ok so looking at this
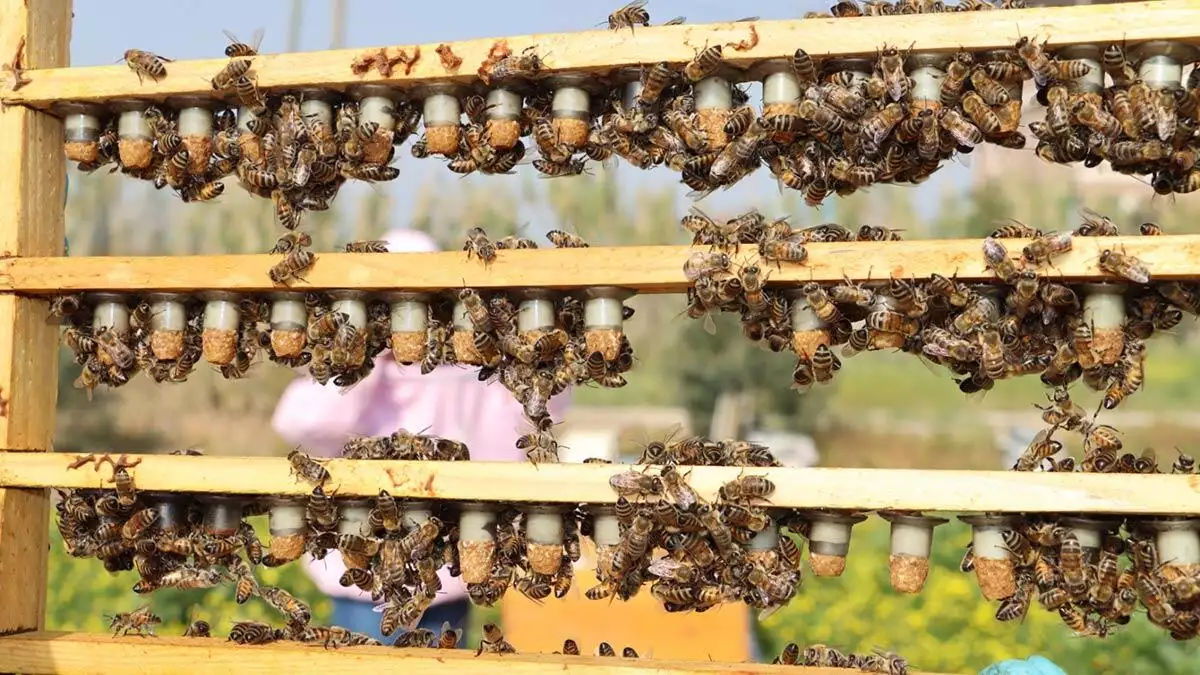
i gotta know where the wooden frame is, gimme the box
[2,0,1197,109]
[4,235,1200,294]
[2,1,1200,673]
[0,0,70,643]
[2,453,1199,514]
[0,633,951,675]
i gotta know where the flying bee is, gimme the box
[1022,231,1072,266]
[684,45,724,83]
[608,0,650,31]
[123,49,172,84]
[223,28,264,57]
[1099,249,1150,284]
[269,249,316,285]
[271,231,312,255]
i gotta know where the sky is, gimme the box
[66,0,968,229]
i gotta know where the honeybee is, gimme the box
[223,28,264,57]
[1014,36,1056,87]
[123,49,172,83]
[287,448,330,487]
[683,251,732,282]
[345,240,389,253]
[791,48,817,85]
[547,230,588,248]
[269,249,316,285]
[1022,231,1072,266]
[717,473,775,503]
[183,619,211,638]
[876,44,910,102]
[476,623,517,656]
[107,605,162,637]
[180,180,225,203]
[228,621,280,645]
[938,108,983,147]
[1098,249,1150,284]
[609,470,663,498]
[608,0,650,31]
[981,237,1020,283]
[271,231,312,255]
[940,51,973,107]
[683,45,724,83]
[94,326,135,370]
[961,91,1002,136]
[211,58,253,93]
[463,227,498,264]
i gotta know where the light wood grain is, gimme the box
[2,1,1196,108]
[3,453,1200,514]
[3,235,1199,294]
[0,632,949,675]
[0,0,70,638]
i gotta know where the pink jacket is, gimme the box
[272,355,571,605]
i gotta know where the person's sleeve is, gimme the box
[270,364,385,457]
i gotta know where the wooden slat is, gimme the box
[0,0,70,639]
[0,632,945,675]
[3,453,1200,514]
[2,1,1196,108]
[3,236,1200,294]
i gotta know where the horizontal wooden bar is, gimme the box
[3,236,1199,294]
[3,453,1200,514]
[3,1,1195,109]
[0,632,943,675]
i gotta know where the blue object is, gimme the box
[330,597,470,646]
[979,655,1069,675]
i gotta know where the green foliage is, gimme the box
[47,518,331,636]
[761,520,1199,673]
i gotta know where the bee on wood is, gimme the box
[463,227,498,264]
[211,58,253,93]
[1022,231,1072,267]
[228,621,281,645]
[683,251,731,281]
[608,0,650,32]
[546,230,589,248]
[476,623,517,656]
[684,45,724,83]
[608,469,663,498]
[718,473,775,503]
[183,620,211,638]
[1098,249,1150,284]
[287,448,330,487]
[345,240,389,253]
[123,49,172,84]
[107,605,162,637]
[269,249,317,285]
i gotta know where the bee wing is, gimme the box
[249,27,266,51]
[662,16,686,25]
[621,0,649,9]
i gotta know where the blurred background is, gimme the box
[47,0,1200,672]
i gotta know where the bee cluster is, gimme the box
[1029,43,1200,196]
[963,516,1200,640]
[589,436,811,617]
[771,640,909,673]
[681,209,1193,408]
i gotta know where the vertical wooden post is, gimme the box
[0,0,71,636]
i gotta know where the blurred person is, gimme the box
[271,227,571,645]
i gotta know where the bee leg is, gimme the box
[92,453,117,473]
[113,454,143,471]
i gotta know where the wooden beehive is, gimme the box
[3,0,1200,673]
